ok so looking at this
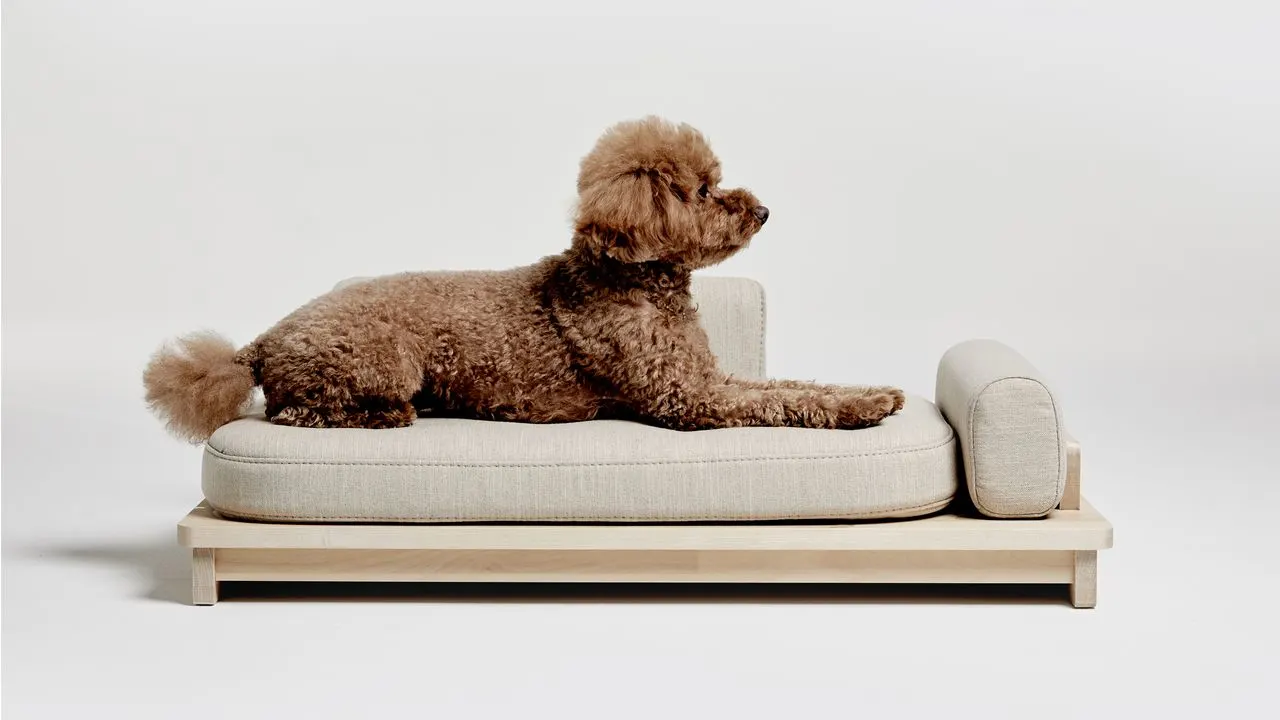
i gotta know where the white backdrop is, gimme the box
[4,1,1279,717]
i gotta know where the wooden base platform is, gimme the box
[177,499,1113,607]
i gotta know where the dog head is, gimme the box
[572,117,768,269]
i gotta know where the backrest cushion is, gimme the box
[689,276,766,380]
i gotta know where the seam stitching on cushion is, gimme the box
[205,430,955,466]
[206,495,956,524]
[966,375,1062,517]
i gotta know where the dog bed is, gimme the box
[202,395,957,523]
[178,275,1111,607]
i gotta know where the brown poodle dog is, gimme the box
[144,117,904,442]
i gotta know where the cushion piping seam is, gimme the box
[205,430,956,467]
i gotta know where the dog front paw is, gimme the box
[881,386,906,413]
[837,388,903,428]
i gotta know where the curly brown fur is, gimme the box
[143,116,904,441]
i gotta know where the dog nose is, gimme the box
[753,206,770,223]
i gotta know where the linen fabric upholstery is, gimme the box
[935,339,1067,518]
[203,394,957,523]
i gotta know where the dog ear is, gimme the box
[575,170,670,263]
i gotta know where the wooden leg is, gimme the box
[1071,550,1097,608]
[192,548,218,606]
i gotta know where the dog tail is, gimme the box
[142,332,260,443]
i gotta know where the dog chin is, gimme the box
[685,243,747,269]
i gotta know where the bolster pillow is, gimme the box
[935,339,1067,518]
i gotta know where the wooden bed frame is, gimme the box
[178,439,1112,607]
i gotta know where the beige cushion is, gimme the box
[688,276,766,381]
[203,395,957,523]
[935,339,1067,518]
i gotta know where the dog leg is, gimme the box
[624,381,897,430]
[568,301,901,430]
[269,405,332,428]
[345,396,419,428]
[727,378,906,413]
[270,397,417,430]
[726,377,845,393]
[714,383,898,429]
[260,328,426,430]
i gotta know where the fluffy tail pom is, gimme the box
[143,332,256,443]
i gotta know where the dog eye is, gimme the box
[698,183,709,198]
